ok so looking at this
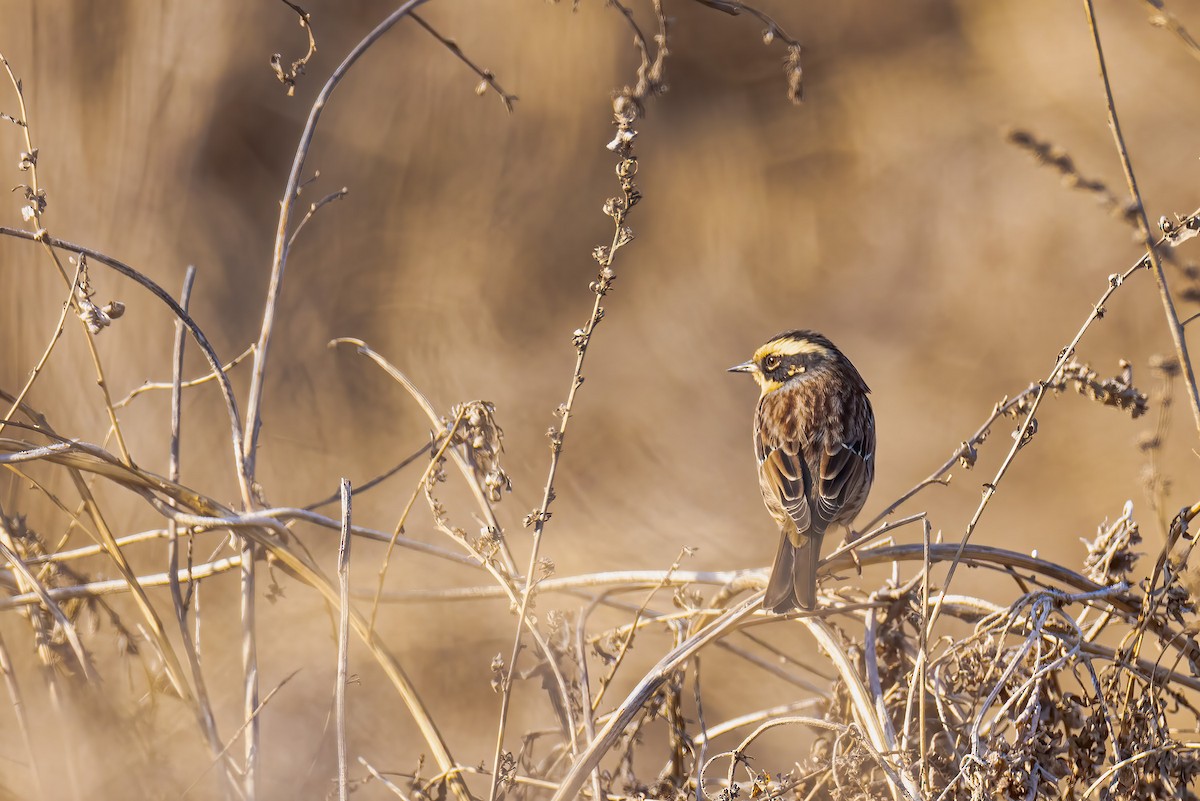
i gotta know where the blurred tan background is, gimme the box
[1,0,1199,798]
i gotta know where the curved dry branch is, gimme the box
[244,0,432,484]
[0,227,252,500]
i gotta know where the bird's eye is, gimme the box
[763,355,782,371]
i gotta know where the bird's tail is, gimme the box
[764,531,818,613]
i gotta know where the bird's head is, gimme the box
[728,330,864,397]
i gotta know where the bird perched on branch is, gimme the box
[729,330,875,612]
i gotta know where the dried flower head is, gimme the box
[1049,360,1148,418]
[1081,502,1141,585]
[442,401,511,503]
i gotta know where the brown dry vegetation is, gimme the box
[2,1,1200,799]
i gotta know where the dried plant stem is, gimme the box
[714,637,829,695]
[691,700,821,746]
[574,601,604,801]
[167,267,234,798]
[550,594,761,801]
[865,210,1199,540]
[0,462,93,545]
[0,417,240,785]
[702,718,849,791]
[243,0,431,483]
[1082,744,1200,798]
[369,408,466,633]
[0,554,243,610]
[805,617,915,801]
[330,339,515,574]
[322,344,584,729]
[303,441,432,511]
[0,632,41,796]
[357,756,415,800]
[146,509,469,801]
[924,252,1147,637]
[487,289,607,790]
[240,542,259,799]
[362,568,754,603]
[588,607,747,646]
[0,257,82,438]
[590,549,689,713]
[919,519,931,792]
[236,13,447,771]
[337,479,352,801]
[0,522,88,673]
[421,506,581,754]
[1081,0,1200,435]
[0,432,477,567]
[69,468,197,689]
[410,12,517,111]
[862,389,1038,531]
[75,327,131,463]
[183,670,301,798]
[287,187,349,249]
[692,658,706,801]
[115,344,255,409]
[1139,0,1200,63]
[489,121,643,800]
[0,228,255,502]
[0,54,132,465]
[271,0,317,96]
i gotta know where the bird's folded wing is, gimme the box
[815,437,870,529]
[761,446,813,537]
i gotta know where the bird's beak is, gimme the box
[727,360,757,374]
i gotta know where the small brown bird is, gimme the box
[729,330,875,612]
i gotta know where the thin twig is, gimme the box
[114,345,255,409]
[591,548,691,713]
[132,492,467,799]
[329,339,515,575]
[1,54,133,465]
[270,0,317,97]
[358,756,417,801]
[410,13,517,111]
[0,226,255,501]
[804,617,913,801]
[287,187,349,248]
[183,671,301,798]
[687,0,803,102]
[550,594,761,801]
[337,479,352,801]
[240,531,259,798]
[575,602,605,801]
[923,251,1151,638]
[0,522,89,675]
[360,568,754,603]
[167,266,235,797]
[488,34,656,790]
[1139,0,1200,62]
[0,256,83,438]
[864,208,1198,536]
[1081,0,1200,435]
[690,700,822,746]
[0,632,41,796]
[692,657,707,801]
[0,555,244,610]
[303,441,432,511]
[243,0,431,485]
[369,408,466,633]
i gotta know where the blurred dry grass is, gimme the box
[1,0,1200,798]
